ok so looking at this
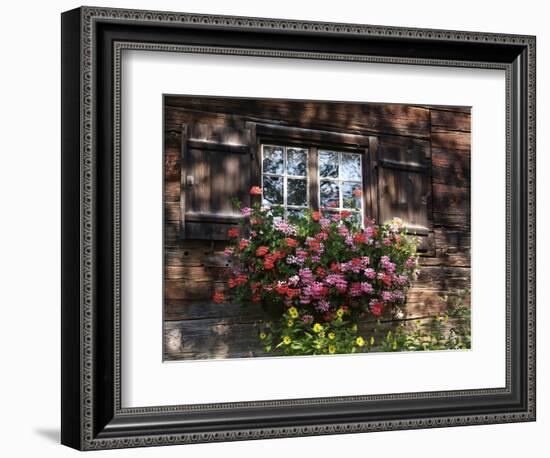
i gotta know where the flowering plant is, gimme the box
[215,188,421,356]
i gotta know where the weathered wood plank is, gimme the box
[164,318,265,360]
[434,227,470,251]
[165,279,215,300]
[406,287,470,316]
[164,151,180,181]
[164,110,242,134]
[165,129,182,150]
[432,183,470,216]
[165,299,265,321]
[420,105,471,114]
[433,213,471,229]
[165,202,180,222]
[377,135,431,162]
[430,109,471,132]
[165,246,231,268]
[431,147,470,187]
[164,180,180,202]
[431,131,471,151]
[165,98,431,138]
[165,265,229,282]
[415,265,470,283]
[419,252,470,267]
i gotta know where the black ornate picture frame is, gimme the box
[61,6,536,450]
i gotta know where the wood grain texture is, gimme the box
[431,130,471,151]
[431,147,470,187]
[162,98,471,361]
[165,97,431,138]
[430,109,471,132]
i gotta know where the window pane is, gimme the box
[262,176,283,205]
[287,148,307,176]
[348,211,363,225]
[342,182,362,209]
[319,151,339,178]
[263,146,284,175]
[320,181,340,208]
[287,179,307,206]
[341,153,361,181]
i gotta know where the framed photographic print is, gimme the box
[61,6,536,450]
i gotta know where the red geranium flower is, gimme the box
[316,266,326,278]
[264,259,275,270]
[306,239,321,252]
[311,211,321,222]
[239,239,250,250]
[285,237,298,248]
[353,233,365,244]
[251,294,261,303]
[370,301,384,317]
[228,278,236,289]
[256,246,269,257]
[213,292,225,303]
[286,288,300,298]
[381,273,393,287]
[330,262,340,273]
[235,274,248,286]
[227,228,239,238]
[352,188,362,197]
[249,186,262,195]
[340,210,351,219]
[275,283,288,295]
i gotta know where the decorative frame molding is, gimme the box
[61,6,536,450]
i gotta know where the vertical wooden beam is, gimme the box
[179,124,188,239]
[308,146,319,210]
[247,121,261,206]
[366,136,378,222]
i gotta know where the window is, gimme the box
[261,145,309,219]
[318,150,363,225]
[260,143,365,225]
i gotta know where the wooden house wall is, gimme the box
[163,97,471,360]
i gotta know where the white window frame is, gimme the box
[318,149,364,224]
[260,144,310,219]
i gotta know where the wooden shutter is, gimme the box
[375,135,433,253]
[180,123,252,240]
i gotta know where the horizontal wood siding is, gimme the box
[163,98,471,360]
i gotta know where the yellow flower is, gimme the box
[356,336,365,347]
[328,345,336,354]
[259,332,267,340]
[288,307,299,319]
[351,324,358,333]
[287,320,294,327]
[328,332,335,340]
[313,323,323,333]
[283,336,292,345]
[336,308,344,318]
[370,336,375,346]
